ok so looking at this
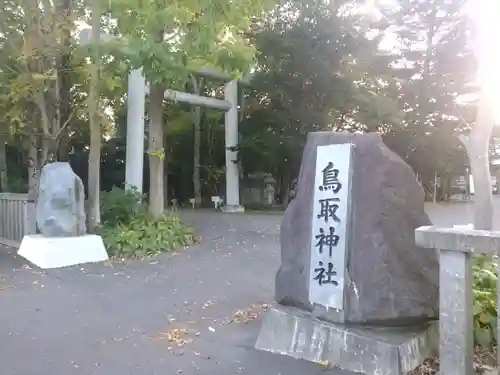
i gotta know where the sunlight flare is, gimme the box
[468,0,500,111]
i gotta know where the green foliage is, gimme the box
[100,186,145,226]
[106,0,273,86]
[379,0,475,183]
[98,187,196,258]
[239,0,400,191]
[98,212,196,259]
[473,256,498,348]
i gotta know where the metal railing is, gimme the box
[0,193,35,248]
[415,226,500,375]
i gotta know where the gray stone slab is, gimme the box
[36,162,86,237]
[416,225,500,255]
[439,248,474,375]
[276,132,439,324]
[255,305,438,375]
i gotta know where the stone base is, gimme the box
[255,305,438,375]
[18,234,109,269]
[222,205,245,213]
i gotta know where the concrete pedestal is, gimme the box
[18,234,109,269]
[255,305,438,375]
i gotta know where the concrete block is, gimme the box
[255,305,438,375]
[18,234,109,269]
[439,248,474,375]
[222,205,245,213]
[416,226,500,255]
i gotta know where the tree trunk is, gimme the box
[55,0,72,162]
[27,132,39,198]
[440,173,452,201]
[404,1,437,162]
[191,76,204,206]
[0,128,8,192]
[460,93,495,230]
[87,0,101,232]
[148,84,165,217]
[193,108,202,205]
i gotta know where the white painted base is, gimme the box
[222,205,245,213]
[453,224,474,229]
[18,234,109,269]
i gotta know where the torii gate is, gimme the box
[126,69,246,213]
[79,28,246,212]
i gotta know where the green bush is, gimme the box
[98,188,196,259]
[100,186,145,226]
[98,212,195,259]
[473,255,498,348]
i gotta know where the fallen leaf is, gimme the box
[157,327,194,348]
[315,360,329,368]
[228,304,270,324]
[408,346,498,375]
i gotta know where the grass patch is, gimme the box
[97,187,196,259]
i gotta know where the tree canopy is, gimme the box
[0,0,487,206]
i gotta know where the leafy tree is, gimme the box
[240,0,399,204]
[106,0,272,216]
[380,0,477,193]
[0,0,90,200]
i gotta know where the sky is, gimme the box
[467,0,500,100]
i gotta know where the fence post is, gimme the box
[23,197,37,235]
[439,249,474,375]
[415,226,500,375]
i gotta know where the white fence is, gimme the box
[0,193,35,248]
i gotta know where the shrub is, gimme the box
[98,187,196,259]
[100,186,145,226]
[98,212,196,259]
[473,255,498,348]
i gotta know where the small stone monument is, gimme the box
[36,162,87,237]
[263,175,276,206]
[18,162,108,269]
[255,133,439,375]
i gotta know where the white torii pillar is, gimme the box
[124,70,244,212]
[125,68,146,193]
[223,80,244,212]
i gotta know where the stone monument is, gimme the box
[36,162,87,237]
[18,162,108,269]
[263,175,276,206]
[255,132,439,375]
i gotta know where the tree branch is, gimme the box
[33,89,51,136]
[55,110,74,141]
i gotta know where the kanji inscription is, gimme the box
[308,143,353,310]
